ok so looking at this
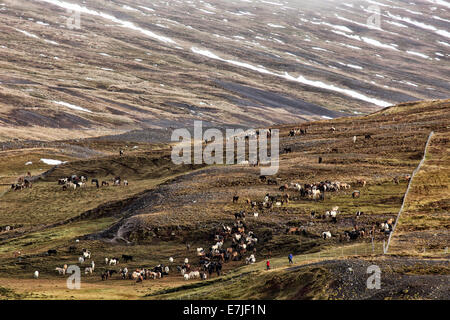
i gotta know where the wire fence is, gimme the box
[265,242,385,271]
[264,241,448,272]
[385,131,434,254]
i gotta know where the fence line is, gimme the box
[265,239,448,272]
[265,242,385,271]
[384,131,435,254]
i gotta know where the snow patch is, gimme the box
[52,101,92,113]
[40,159,66,165]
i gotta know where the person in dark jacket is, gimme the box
[288,253,293,264]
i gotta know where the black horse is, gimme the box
[91,179,99,188]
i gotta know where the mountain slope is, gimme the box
[0,0,449,140]
[0,99,448,299]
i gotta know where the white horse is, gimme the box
[322,231,332,239]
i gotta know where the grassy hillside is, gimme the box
[390,131,450,256]
[0,99,448,300]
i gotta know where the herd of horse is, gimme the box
[58,175,128,190]
[10,173,32,191]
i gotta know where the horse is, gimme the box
[92,179,100,188]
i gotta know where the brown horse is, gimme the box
[286,227,301,235]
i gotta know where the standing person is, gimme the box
[288,253,293,264]
[266,260,270,270]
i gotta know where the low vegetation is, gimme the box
[0,100,448,299]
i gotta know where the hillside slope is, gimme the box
[0,99,448,300]
[1,0,449,140]
[148,258,449,300]
[390,131,449,255]
[102,100,449,249]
